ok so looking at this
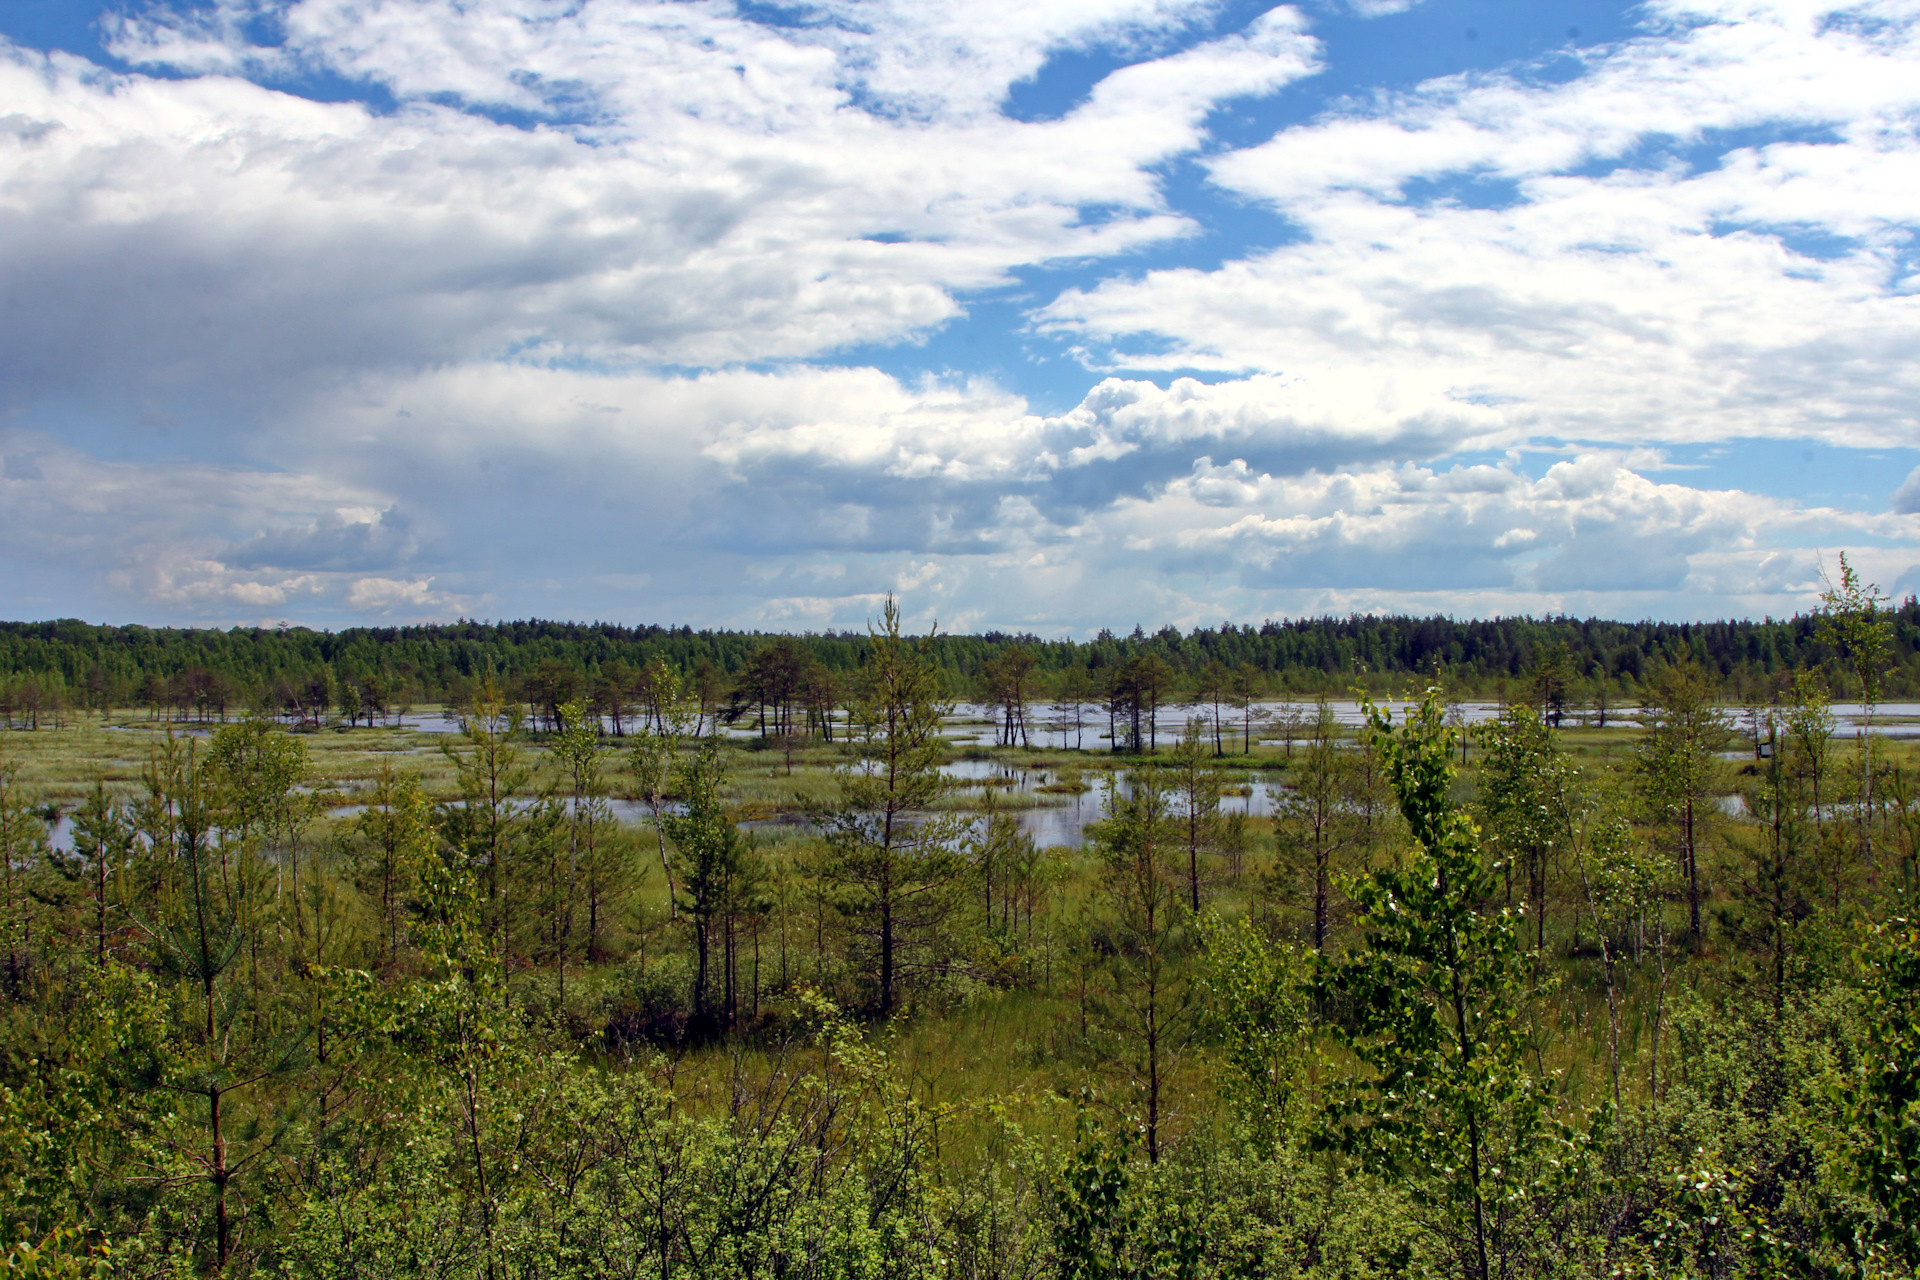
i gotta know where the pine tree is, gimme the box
[809,597,965,1016]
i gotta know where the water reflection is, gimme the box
[936,760,1285,850]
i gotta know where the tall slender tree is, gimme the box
[440,683,534,974]
[659,736,750,1032]
[1283,701,1355,952]
[1819,553,1893,877]
[1229,662,1266,755]
[351,761,436,974]
[1635,664,1727,942]
[136,732,309,1272]
[1317,689,1549,1280]
[0,749,45,995]
[628,671,697,920]
[1050,664,1094,751]
[1084,767,1193,1164]
[1168,719,1221,913]
[65,779,134,967]
[984,644,1038,748]
[1476,702,1573,962]
[549,698,611,1005]
[809,597,965,1016]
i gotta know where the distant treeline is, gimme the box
[4,603,1920,725]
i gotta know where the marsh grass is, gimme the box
[10,708,1912,1135]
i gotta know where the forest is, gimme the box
[1,570,1918,1278]
[9,595,1920,733]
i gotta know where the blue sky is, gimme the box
[2,0,1918,634]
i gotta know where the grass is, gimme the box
[17,705,1914,836]
[10,702,1908,1156]
[10,691,1910,1209]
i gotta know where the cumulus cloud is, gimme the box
[0,0,1317,415]
[1040,0,1920,451]
[345,576,470,616]
[144,564,327,610]
[225,506,416,572]
[2,0,1917,629]
[0,428,446,622]
[1083,451,1859,595]
[1892,464,1920,514]
[10,347,1920,630]
[705,371,1499,496]
[236,365,1920,627]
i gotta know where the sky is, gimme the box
[2,0,1918,635]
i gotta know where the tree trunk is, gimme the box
[1314,837,1329,952]
[1684,795,1701,940]
[880,897,895,1016]
[694,920,710,1022]
[210,1084,230,1274]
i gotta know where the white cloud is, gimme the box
[0,0,1319,414]
[1892,463,1920,513]
[3,0,1918,630]
[249,366,1920,624]
[10,349,1919,628]
[345,576,468,616]
[1040,0,1920,452]
[703,370,1502,491]
[145,564,327,609]
[1339,0,1427,15]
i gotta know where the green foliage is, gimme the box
[349,763,437,972]
[1082,768,1196,1164]
[809,598,967,1016]
[1,1227,115,1279]
[8,605,1920,1277]
[1818,554,1894,711]
[0,752,47,998]
[1607,1156,1801,1280]
[660,736,762,1032]
[1828,917,1920,1274]
[204,716,312,851]
[964,798,1049,985]
[52,781,137,968]
[1636,663,1728,940]
[1267,700,1362,952]
[1316,688,1561,1280]
[1195,914,1307,1149]
[17,599,1920,719]
[1819,555,1895,881]
[1052,1106,1202,1280]
[438,683,540,974]
[275,989,979,1279]
[1475,703,1574,948]
[1167,721,1222,914]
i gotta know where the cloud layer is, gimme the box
[2,0,1917,629]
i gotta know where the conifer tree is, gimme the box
[352,762,436,974]
[1635,664,1727,941]
[0,749,47,997]
[1476,702,1574,961]
[660,736,751,1032]
[809,597,964,1016]
[135,732,310,1271]
[1084,768,1194,1163]
[1819,553,1893,877]
[63,779,135,967]
[440,683,534,975]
